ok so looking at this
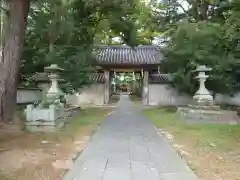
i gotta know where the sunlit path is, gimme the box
[63,95,198,180]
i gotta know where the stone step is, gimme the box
[187,104,221,111]
[178,107,240,124]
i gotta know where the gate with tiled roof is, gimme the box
[92,45,169,105]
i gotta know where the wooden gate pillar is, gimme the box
[104,70,110,104]
[142,70,149,105]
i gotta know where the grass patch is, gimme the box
[61,108,109,136]
[68,108,108,128]
[144,107,240,180]
[129,94,141,103]
[0,171,12,180]
[110,95,120,104]
[144,108,240,151]
[0,108,109,146]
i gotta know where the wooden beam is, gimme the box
[104,70,110,104]
[109,69,142,72]
[142,70,149,105]
[99,64,160,70]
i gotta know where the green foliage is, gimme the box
[225,0,240,59]
[20,0,240,96]
[21,0,140,92]
[163,22,236,94]
[161,0,240,95]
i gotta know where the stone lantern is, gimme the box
[44,64,64,105]
[24,64,80,132]
[111,78,116,93]
[177,65,240,124]
[193,65,213,105]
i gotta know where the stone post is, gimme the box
[193,65,213,105]
[111,78,116,93]
[142,70,149,105]
[104,70,110,104]
[26,104,33,121]
[49,104,56,121]
[44,64,64,105]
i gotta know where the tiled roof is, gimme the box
[92,72,172,84]
[95,45,163,65]
[92,73,105,83]
[148,73,172,83]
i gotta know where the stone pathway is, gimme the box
[63,95,198,180]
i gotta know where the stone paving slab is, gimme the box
[63,95,198,180]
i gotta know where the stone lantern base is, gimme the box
[178,104,240,124]
[177,65,240,124]
[193,94,214,105]
[25,104,80,132]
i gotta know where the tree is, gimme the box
[0,0,30,122]
[0,1,8,59]
[162,0,233,22]
[162,0,240,95]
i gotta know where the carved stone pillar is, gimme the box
[142,70,149,105]
[104,70,110,104]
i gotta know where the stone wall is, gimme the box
[148,84,240,107]
[66,83,105,106]
[215,92,240,106]
[148,84,191,106]
[17,88,42,104]
[17,84,240,107]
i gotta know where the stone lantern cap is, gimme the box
[44,64,64,73]
[192,65,212,72]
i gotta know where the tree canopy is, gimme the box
[21,0,142,92]
[159,0,240,95]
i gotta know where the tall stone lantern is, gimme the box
[177,65,240,124]
[44,64,64,105]
[193,65,213,105]
[111,78,116,93]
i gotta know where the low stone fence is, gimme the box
[215,93,240,106]
[66,83,105,106]
[148,84,192,106]
[148,84,240,107]
[17,88,42,104]
[25,105,80,132]
[16,86,240,107]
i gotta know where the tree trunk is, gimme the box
[199,0,209,21]
[0,0,30,122]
